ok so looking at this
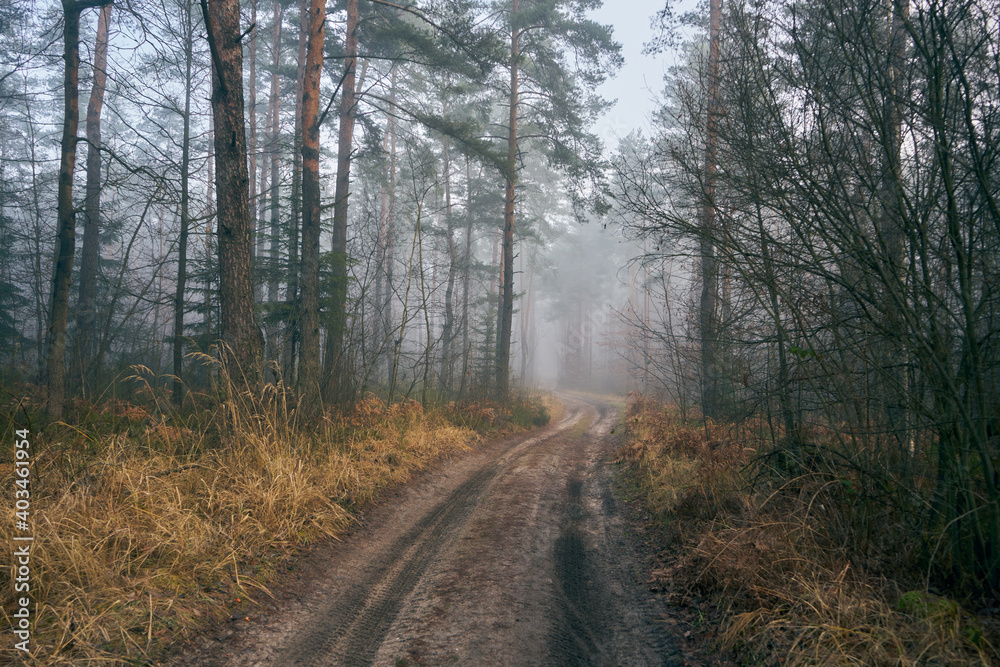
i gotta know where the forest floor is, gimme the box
[171,393,715,666]
[618,397,1000,667]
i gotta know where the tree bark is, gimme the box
[698,0,722,419]
[202,0,263,391]
[25,92,47,382]
[495,0,520,401]
[439,133,457,393]
[47,0,111,421]
[459,155,474,397]
[264,0,282,379]
[284,0,309,385]
[248,0,258,305]
[375,102,394,385]
[878,0,910,448]
[384,76,397,387]
[173,0,195,406]
[74,2,111,392]
[418,208,431,406]
[297,0,325,407]
[323,0,359,403]
[519,245,535,384]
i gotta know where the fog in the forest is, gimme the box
[6,0,1000,653]
[514,218,629,393]
[486,0,700,397]
[0,0,699,406]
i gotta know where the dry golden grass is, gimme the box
[0,368,528,665]
[540,393,565,425]
[621,395,997,666]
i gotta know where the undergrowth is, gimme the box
[619,395,999,666]
[0,367,546,664]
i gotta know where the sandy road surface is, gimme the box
[182,394,680,666]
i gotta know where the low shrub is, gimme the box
[507,396,550,429]
[620,395,998,666]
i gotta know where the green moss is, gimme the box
[897,590,960,618]
[897,591,983,647]
[508,399,550,428]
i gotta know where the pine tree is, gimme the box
[201,0,264,391]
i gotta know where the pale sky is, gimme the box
[589,0,698,147]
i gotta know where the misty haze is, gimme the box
[1,0,998,664]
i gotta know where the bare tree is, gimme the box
[46,0,113,421]
[617,0,1000,593]
[74,2,111,391]
[172,0,195,405]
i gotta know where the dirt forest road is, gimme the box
[184,394,682,666]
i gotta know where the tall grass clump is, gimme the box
[0,359,542,664]
[619,395,998,666]
[440,390,550,433]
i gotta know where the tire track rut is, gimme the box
[181,397,679,667]
[280,461,500,665]
[275,404,588,666]
[549,474,611,666]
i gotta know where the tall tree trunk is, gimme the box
[485,229,498,383]
[264,1,282,377]
[266,10,281,306]
[389,196,422,403]
[698,0,722,419]
[201,0,263,391]
[642,253,650,393]
[248,0,259,304]
[46,1,81,422]
[756,203,795,443]
[495,0,520,401]
[375,104,393,385]
[297,0,325,407]
[519,245,535,384]
[879,0,910,449]
[459,154,473,397]
[375,142,387,382]
[283,0,308,385]
[384,77,397,387]
[205,113,216,349]
[439,134,456,393]
[323,0,359,403]
[418,210,431,406]
[173,0,195,406]
[24,89,47,381]
[47,0,110,421]
[74,2,110,393]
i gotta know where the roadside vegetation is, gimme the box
[619,395,999,666]
[0,365,548,665]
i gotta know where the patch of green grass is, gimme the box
[507,398,550,429]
